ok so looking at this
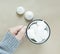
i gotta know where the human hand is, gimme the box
[9,25,26,40]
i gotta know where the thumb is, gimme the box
[9,25,23,35]
[16,26,27,40]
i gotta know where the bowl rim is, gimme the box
[26,19,51,45]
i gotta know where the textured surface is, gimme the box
[0,0,60,54]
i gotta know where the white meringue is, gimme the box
[16,6,25,15]
[24,11,34,20]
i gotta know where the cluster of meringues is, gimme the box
[16,6,34,21]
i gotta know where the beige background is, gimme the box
[0,0,60,54]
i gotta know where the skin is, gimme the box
[9,25,26,40]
